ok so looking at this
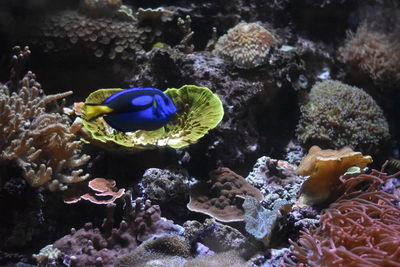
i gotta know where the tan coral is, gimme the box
[296,146,372,206]
[29,10,155,61]
[213,22,276,69]
[0,68,90,191]
[187,167,263,222]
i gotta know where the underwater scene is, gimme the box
[0,0,400,266]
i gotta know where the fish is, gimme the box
[84,87,176,132]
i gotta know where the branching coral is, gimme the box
[288,165,400,266]
[0,47,90,191]
[213,22,276,69]
[296,80,390,150]
[339,23,400,83]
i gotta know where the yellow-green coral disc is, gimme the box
[81,85,224,149]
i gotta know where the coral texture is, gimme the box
[296,80,390,150]
[289,167,400,266]
[141,167,190,202]
[79,0,122,18]
[52,193,183,266]
[243,196,291,246]
[187,167,263,222]
[0,48,90,191]
[246,156,303,208]
[339,23,400,83]
[116,235,191,267]
[81,85,224,149]
[296,146,372,206]
[30,9,157,60]
[183,218,251,253]
[213,22,276,69]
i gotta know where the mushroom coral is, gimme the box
[80,85,224,149]
[296,146,372,206]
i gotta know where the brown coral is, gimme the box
[0,47,90,191]
[339,23,400,83]
[296,146,372,206]
[213,22,276,69]
[289,167,400,266]
[29,9,159,60]
[187,167,263,222]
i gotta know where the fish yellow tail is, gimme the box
[83,104,114,121]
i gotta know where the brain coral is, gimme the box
[296,80,389,150]
[30,9,158,60]
[339,24,400,83]
[213,22,276,69]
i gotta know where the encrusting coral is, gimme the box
[296,80,390,150]
[187,167,263,222]
[29,6,159,60]
[141,167,190,202]
[0,46,90,191]
[288,164,400,266]
[213,22,276,69]
[80,85,224,150]
[296,146,372,206]
[339,23,400,83]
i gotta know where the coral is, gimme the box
[243,196,291,246]
[32,245,61,266]
[187,167,263,222]
[213,22,276,69]
[126,196,184,242]
[29,9,158,60]
[296,146,372,206]
[53,193,183,266]
[140,167,190,202]
[339,23,400,83]
[136,7,175,23]
[177,15,195,53]
[80,85,224,149]
[79,0,122,18]
[289,166,400,266]
[185,250,246,267]
[63,178,125,204]
[115,235,191,267]
[183,218,251,253]
[0,47,90,191]
[53,222,137,267]
[245,156,303,208]
[296,80,390,150]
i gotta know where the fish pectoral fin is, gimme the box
[84,104,114,121]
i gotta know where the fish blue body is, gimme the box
[85,88,176,132]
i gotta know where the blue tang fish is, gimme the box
[85,88,176,132]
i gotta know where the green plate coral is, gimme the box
[81,85,224,149]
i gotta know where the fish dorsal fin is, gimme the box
[131,95,154,108]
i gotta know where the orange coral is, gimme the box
[64,178,125,204]
[289,166,400,266]
[296,146,372,206]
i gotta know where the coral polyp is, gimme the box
[213,22,276,69]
